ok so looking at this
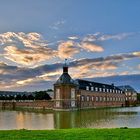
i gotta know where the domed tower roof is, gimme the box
[55,60,76,85]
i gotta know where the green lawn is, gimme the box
[0,128,139,140]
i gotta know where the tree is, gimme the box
[15,95,22,100]
[137,93,140,102]
[47,89,53,92]
[27,94,34,100]
[34,91,51,100]
[21,94,28,100]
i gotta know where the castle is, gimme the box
[53,63,137,111]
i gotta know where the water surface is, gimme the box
[0,107,140,130]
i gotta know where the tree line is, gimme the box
[0,90,52,100]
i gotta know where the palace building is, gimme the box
[53,63,137,111]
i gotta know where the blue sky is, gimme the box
[0,0,140,92]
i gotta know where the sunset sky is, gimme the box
[0,0,140,92]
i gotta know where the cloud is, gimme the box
[4,45,56,66]
[0,62,62,90]
[0,32,104,66]
[49,19,66,30]
[58,40,104,58]
[58,40,80,59]
[1,50,140,90]
[68,36,79,40]
[0,31,136,67]
[80,42,104,52]
[0,32,57,66]
[82,32,135,42]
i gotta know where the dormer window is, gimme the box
[99,88,102,92]
[95,87,98,92]
[86,86,89,90]
[91,87,94,91]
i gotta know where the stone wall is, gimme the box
[0,100,54,110]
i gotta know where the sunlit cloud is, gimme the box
[16,78,34,85]
[0,50,140,90]
[58,40,80,59]
[80,42,104,52]
[68,36,79,40]
[4,45,57,66]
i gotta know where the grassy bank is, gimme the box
[0,128,140,140]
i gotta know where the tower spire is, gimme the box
[63,59,68,73]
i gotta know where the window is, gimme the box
[107,89,109,92]
[103,97,106,101]
[81,96,84,101]
[99,88,102,92]
[71,88,75,99]
[96,97,98,101]
[71,101,75,107]
[89,83,92,86]
[56,88,60,99]
[103,88,106,92]
[91,87,94,91]
[107,97,109,101]
[110,89,112,93]
[56,101,60,107]
[95,87,98,92]
[92,96,94,101]
[100,97,102,102]
[87,96,90,101]
[86,86,89,90]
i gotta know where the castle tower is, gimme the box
[54,60,77,110]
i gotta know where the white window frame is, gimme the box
[56,88,60,99]
[86,86,89,91]
[71,88,75,99]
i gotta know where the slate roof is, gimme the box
[55,73,76,85]
[118,85,137,93]
[76,79,122,92]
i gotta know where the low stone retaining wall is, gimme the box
[0,100,54,110]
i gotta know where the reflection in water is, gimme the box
[0,107,140,130]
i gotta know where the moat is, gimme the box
[0,107,140,130]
